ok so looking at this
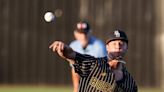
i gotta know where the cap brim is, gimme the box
[106,37,128,44]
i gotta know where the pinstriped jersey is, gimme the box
[73,52,138,92]
[116,66,138,92]
[74,53,116,92]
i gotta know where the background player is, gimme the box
[49,29,138,92]
[69,20,107,92]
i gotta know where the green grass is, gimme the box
[0,86,163,92]
[0,86,72,92]
[139,88,163,92]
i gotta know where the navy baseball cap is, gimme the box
[106,29,128,44]
[74,21,90,34]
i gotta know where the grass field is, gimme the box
[0,85,163,92]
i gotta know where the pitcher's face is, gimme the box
[106,40,128,59]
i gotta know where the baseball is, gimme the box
[44,12,55,22]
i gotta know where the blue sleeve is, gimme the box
[69,42,74,48]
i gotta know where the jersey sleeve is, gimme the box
[73,52,96,77]
[116,68,138,92]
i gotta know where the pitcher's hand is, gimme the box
[49,41,66,58]
[49,41,76,60]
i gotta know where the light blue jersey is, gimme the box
[69,36,107,58]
